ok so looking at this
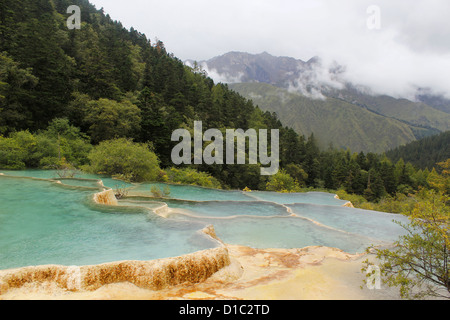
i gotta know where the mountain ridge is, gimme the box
[192,51,450,152]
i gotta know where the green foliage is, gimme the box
[266,169,301,193]
[1,1,75,130]
[164,167,223,189]
[40,118,92,167]
[438,159,450,194]
[368,194,417,214]
[386,131,450,170]
[0,134,27,169]
[284,163,308,187]
[0,52,38,134]
[150,185,171,198]
[0,119,92,170]
[82,98,141,144]
[350,164,450,298]
[335,190,369,207]
[54,157,79,179]
[362,189,450,300]
[427,160,450,194]
[337,189,417,214]
[86,138,160,182]
[364,168,386,202]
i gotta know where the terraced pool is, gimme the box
[0,170,408,270]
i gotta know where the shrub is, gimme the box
[150,185,171,198]
[266,169,301,193]
[0,120,92,170]
[0,135,27,169]
[335,189,367,207]
[363,190,450,299]
[165,167,223,189]
[86,138,160,182]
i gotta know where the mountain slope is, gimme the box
[198,51,450,152]
[415,90,450,114]
[230,83,419,153]
[325,87,450,133]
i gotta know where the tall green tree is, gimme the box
[83,98,141,144]
[0,53,38,133]
[11,5,75,129]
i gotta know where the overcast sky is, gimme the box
[88,0,450,99]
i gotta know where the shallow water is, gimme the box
[287,203,408,242]
[129,182,255,202]
[0,170,409,270]
[164,200,291,218]
[247,191,349,206]
[0,174,218,270]
[0,169,133,189]
[169,213,379,253]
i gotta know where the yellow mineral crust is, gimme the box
[342,201,355,208]
[93,189,118,206]
[1,244,402,300]
[0,247,230,295]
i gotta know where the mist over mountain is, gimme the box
[415,88,450,114]
[187,52,450,153]
[186,51,346,100]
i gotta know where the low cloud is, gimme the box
[90,0,450,100]
[202,65,245,85]
[286,59,346,100]
[185,60,244,84]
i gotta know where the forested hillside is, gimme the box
[386,131,450,171]
[229,82,420,153]
[0,0,448,202]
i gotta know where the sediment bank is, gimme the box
[0,246,230,295]
[0,245,405,300]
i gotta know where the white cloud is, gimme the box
[88,0,450,99]
[185,61,244,83]
[286,59,346,100]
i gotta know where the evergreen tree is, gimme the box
[379,160,397,195]
[0,53,38,133]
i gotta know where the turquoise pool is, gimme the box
[0,174,218,270]
[0,169,133,189]
[0,170,408,270]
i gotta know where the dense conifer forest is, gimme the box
[386,131,450,171]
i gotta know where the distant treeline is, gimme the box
[386,131,450,171]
